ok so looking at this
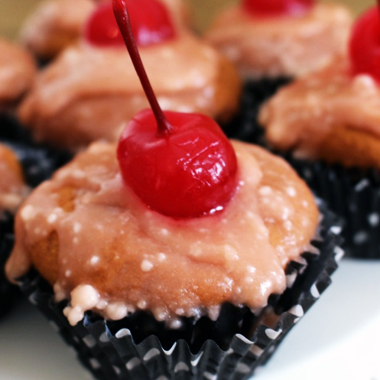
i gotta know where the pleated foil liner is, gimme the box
[0,112,72,315]
[17,204,342,380]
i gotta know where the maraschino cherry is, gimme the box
[349,4,380,82]
[242,0,314,17]
[85,0,176,47]
[113,0,238,219]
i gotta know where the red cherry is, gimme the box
[84,0,176,47]
[113,0,238,218]
[118,110,238,218]
[349,6,380,82]
[242,0,314,17]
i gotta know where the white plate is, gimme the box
[1,259,380,380]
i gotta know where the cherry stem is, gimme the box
[112,0,172,136]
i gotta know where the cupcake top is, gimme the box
[6,140,319,325]
[0,143,28,214]
[19,0,96,61]
[18,31,241,151]
[0,38,36,110]
[259,6,380,169]
[259,56,380,164]
[205,1,352,79]
[19,0,191,60]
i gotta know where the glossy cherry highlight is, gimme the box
[349,6,380,82]
[118,110,238,218]
[113,0,238,218]
[242,0,314,17]
[85,0,176,47]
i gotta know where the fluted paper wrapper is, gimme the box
[17,205,342,380]
[290,161,380,259]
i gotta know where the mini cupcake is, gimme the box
[0,43,71,187]
[0,37,63,185]
[259,6,380,258]
[205,0,352,142]
[18,0,241,152]
[0,143,29,316]
[0,37,36,112]
[20,0,192,62]
[6,2,342,378]
[206,0,352,80]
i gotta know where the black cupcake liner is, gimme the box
[224,78,291,143]
[0,113,72,187]
[0,112,72,315]
[228,82,380,259]
[16,204,342,380]
[0,212,17,317]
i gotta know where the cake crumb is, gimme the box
[47,213,57,224]
[90,256,99,265]
[141,260,154,272]
[20,205,35,221]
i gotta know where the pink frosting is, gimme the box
[206,2,352,78]
[0,38,36,107]
[0,143,28,213]
[7,141,318,325]
[260,55,380,159]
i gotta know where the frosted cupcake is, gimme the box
[18,0,241,152]
[206,0,352,142]
[259,6,380,258]
[206,0,352,80]
[20,0,191,61]
[0,37,36,112]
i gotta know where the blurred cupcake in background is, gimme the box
[18,0,241,152]
[259,5,380,258]
[0,34,69,190]
[0,37,36,113]
[206,0,352,80]
[19,0,193,62]
[205,0,353,141]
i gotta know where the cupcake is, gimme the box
[0,144,28,228]
[6,2,342,378]
[259,6,380,258]
[205,0,352,142]
[205,0,352,80]
[0,37,65,187]
[19,0,192,62]
[0,38,70,189]
[18,0,241,152]
[0,143,29,316]
[0,37,36,112]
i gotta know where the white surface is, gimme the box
[0,259,380,380]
